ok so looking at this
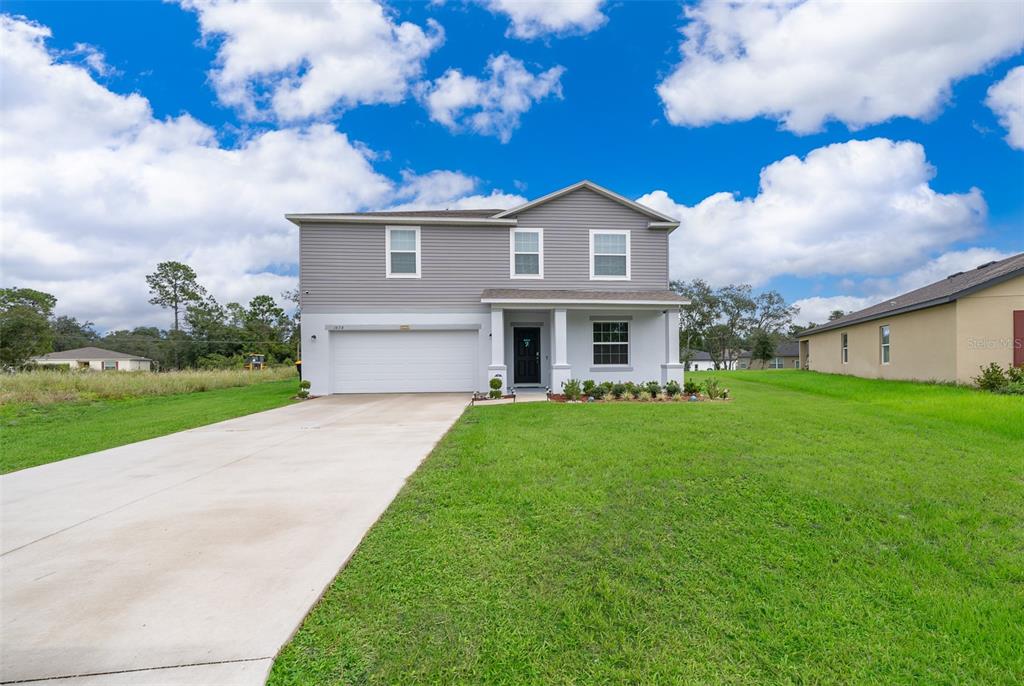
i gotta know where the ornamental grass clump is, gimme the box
[561,378,583,401]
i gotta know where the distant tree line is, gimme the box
[0,261,298,370]
[670,279,801,370]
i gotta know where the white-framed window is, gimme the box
[793,358,801,368]
[770,357,783,369]
[880,325,891,364]
[592,321,629,365]
[386,226,420,278]
[102,360,117,370]
[589,229,630,280]
[841,332,849,364]
[510,228,543,279]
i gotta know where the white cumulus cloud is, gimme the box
[179,0,443,120]
[986,65,1024,150]
[657,1,1024,133]
[637,138,987,287]
[0,15,517,331]
[478,0,606,39]
[792,248,1014,324]
[419,53,564,142]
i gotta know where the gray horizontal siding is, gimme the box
[301,187,670,312]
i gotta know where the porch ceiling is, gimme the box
[481,288,690,308]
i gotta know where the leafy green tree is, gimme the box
[243,295,295,361]
[828,309,847,321]
[749,329,777,369]
[146,261,207,331]
[0,287,57,367]
[102,327,171,369]
[671,278,719,364]
[51,315,100,351]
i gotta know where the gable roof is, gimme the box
[34,346,152,361]
[493,180,680,227]
[802,252,1024,336]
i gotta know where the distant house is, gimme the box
[686,350,717,371]
[32,347,154,371]
[685,349,748,371]
[799,253,1024,383]
[742,340,801,370]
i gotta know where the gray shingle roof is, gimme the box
[480,288,689,304]
[803,252,1024,336]
[35,346,152,361]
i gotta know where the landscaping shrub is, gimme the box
[624,381,639,396]
[562,378,583,401]
[1007,365,1024,384]
[995,381,1024,395]
[489,376,503,399]
[610,382,626,399]
[974,363,1008,391]
[643,381,662,396]
[582,379,597,397]
[637,390,652,402]
[683,379,700,395]
[589,384,607,400]
[703,378,724,400]
[620,389,635,401]
[665,380,681,396]
[300,380,311,389]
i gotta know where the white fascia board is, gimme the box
[481,298,690,307]
[286,215,517,227]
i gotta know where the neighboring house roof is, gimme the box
[739,340,799,358]
[802,252,1024,336]
[285,180,681,230]
[480,288,690,306]
[687,350,713,361]
[34,346,152,362]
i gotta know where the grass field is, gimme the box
[0,366,296,405]
[0,379,297,474]
[271,371,1024,685]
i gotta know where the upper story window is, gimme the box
[841,332,849,363]
[386,226,420,278]
[880,325,891,364]
[590,229,630,280]
[510,228,543,279]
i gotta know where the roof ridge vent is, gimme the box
[946,271,964,279]
[976,260,998,270]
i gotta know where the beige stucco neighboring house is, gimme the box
[31,346,154,371]
[743,340,801,370]
[799,253,1024,384]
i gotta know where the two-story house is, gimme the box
[288,180,689,395]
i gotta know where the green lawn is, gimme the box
[0,379,297,474]
[271,371,1024,685]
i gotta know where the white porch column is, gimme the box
[551,307,572,391]
[661,308,685,386]
[488,307,507,392]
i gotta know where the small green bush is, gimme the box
[974,363,1008,391]
[643,381,662,396]
[620,389,635,401]
[611,382,626,399]
[683,379,700,395]
[995,381,1024,395]
[299,379,311,390]
[1007,365,1024,384]
[703,378,724,400]
[637,390,653,401]
[489,376,503,391]
[582,379,597,397]
[296,389,310,399]
[590,384,606,400]
[562,378,583,401]
[665,380,681,396]
[624,381,639,396]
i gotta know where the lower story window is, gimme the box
[593,321,629,365]
[102,360,117,370]
[770,357,783,369]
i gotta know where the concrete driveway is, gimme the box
[1,394,468,685]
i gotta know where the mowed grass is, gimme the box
[271,371,1024,685]
[0,379,297,474]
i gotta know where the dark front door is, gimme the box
[513,327,541,384]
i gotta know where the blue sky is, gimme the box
[1,1,1022,329]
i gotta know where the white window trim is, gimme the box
[589,229,631,281]
[509,227,544,279]
[591,320,630,366]
[385,225,421,279]
[841,332,849,364]
[880,325,891,365]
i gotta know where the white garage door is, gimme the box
[331,329,478,393]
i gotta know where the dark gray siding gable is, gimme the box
[300,187,670,312]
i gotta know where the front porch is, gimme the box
[481,289,688,393]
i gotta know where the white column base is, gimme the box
[661,363,685,386]
[487,365,508,393]
[550,363,572,391]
